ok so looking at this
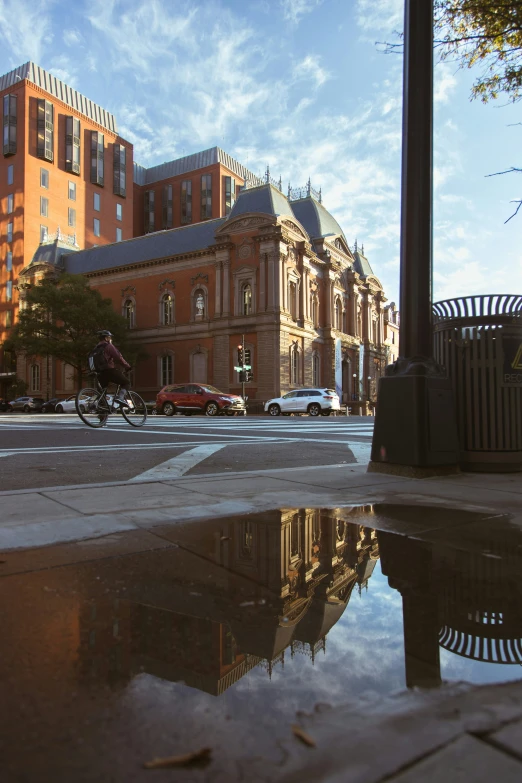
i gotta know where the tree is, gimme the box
[436,1,522,103]
[6,274,137,387]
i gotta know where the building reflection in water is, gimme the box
[76,504,522,697]
[77,508,379,694]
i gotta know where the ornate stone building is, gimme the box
[15,178,391,405]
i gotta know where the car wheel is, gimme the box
[308,403,321,417]
[205,402,219,417]
[23,405,31,413]
[268,404,281,416]
[162,402,175,417]
[56,405,63,413]
[321,410,331,416]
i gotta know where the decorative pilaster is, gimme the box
[259,253,266,312]
[222,259,231,316]
[214,261,222,318]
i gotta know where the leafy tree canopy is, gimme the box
[436,0,522,102]
[6,274,136,384]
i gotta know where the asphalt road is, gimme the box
[0,412,374,490]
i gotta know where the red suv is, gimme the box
[156,383,246,417]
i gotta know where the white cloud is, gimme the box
[63,29,82,47]
[292,55,330,88]
[356,0,403,35]
[434,62,457,104]
[0,0,53,63]
[280,0,323,25]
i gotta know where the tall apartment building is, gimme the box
[0,62,133,382]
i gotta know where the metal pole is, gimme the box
[242,332,246,401]
[399,0,433,358]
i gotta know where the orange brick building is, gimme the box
[2,62,395,405]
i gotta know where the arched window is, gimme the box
[335,297,343,331]
[242,283,252,315]
[31,363,40,391]
[160,354,173,387]
[289,281,297,320]
[312,351,320,386]
[161,293,174,325]
[124,298,135,328]
[194,288,206,319]
[311,294,319,327]
[290,343,300,385]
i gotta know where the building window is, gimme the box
[7,164,13,185]
[116,203,122,221]
[40,225,48,243]
[93,192,100,211]
[5,310,12,328]
[242,283,252,315]
[161,293,174,325]
[289,281,297,320]
[31,364,40,391]
[68,207,76,227]
[290,343,301,385]
[335,298,342,331]
[201,174,212,220]
[113,143,126,197]
[40,196,48,217]
[37,99,54,162]
[68,180,76,200]
[65,116,81,175]
[7,222,13,243]
[311,294,319,326]
[224,176,236,216]
[124,299,135,328]
[162,184,173,229]
[6,280,12,302]
[161,355,173,387]
[3,93,17,156]
[312,352,320,386]
[144,190,155,233]
[93,218,100,237]
[7,193,13,213]
[90,131,104,186]
[115,227,122,242]
[6,251,12,272]
[181,180,192,224]
[40,168,49,188]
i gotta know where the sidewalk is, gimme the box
[1,461,521,551]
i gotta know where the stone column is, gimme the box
[325,274,333,327]
[214,261,222,318]
[259,252,266,312]
[267,252,275,311]
[280,254,286,312]
[222,260,231,316]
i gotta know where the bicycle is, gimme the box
[75,379,147,429]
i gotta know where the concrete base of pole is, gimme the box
[367,460,460,479]
[370,370,460,473]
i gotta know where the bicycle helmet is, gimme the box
[97,330,114,337]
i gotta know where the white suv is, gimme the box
[265,388,340,417]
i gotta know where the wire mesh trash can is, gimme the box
[433,295,522,472]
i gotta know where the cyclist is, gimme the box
[93,330,131,406]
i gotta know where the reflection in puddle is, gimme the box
[1,504,522,778]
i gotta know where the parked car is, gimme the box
[54,395,83,413]
[156,383,246,417]
[41,398,61,413]
[7,396,45,413]
[0,398,10,412]
[264,389,340,417]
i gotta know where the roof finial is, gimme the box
[288,182,291,199]
[361,243,364,255]
[307,177,311,196]
[354,238,358,252]
[278,176,282,192]
[265,164,270,184]
[319,187,322,204]
[56,226,62,241]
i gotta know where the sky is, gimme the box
[0,0,520,304]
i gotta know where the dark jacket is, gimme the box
[96,340,131,371]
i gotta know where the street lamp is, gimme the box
[352,373,357,402]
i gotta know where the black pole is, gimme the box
[399,0,433,358]
[242,332,246,402]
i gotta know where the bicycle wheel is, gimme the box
[121,391,147,427]
[76,387,110,428]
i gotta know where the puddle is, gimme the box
[1,504,522,779]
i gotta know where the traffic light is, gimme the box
[237,344,244,365]
[246,370,254,382]
[239,370,246,383]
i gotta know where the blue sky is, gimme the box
[0,0,520,303]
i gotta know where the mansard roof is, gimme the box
[27,236,79,271]
[352,248,375,278]
[290,197,348,245]
[63,219,225,275]
[227,183,294,220]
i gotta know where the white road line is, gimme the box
[130,443,227,481]
[0,439,277,457]
[348,442,372,464]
